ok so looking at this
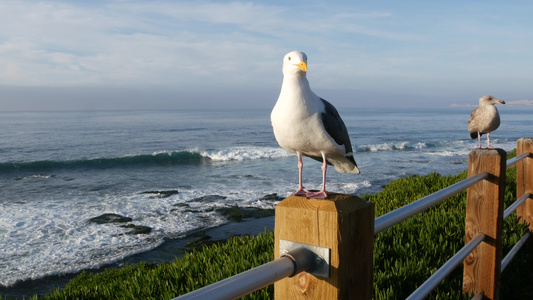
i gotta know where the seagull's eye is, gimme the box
[288,57,291,61]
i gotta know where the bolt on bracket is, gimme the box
[279,239,330,278]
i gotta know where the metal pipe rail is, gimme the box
[506,152,530,168]
[501,231,531,272]
[504,193,531,219]
[404,152,532,299]
[406,233,486,300]
[499,151,532,274]
[464,236,533,300]
[374,172,489,234]
[173,247,316,300]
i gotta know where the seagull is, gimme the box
[271,51,359,199]
[468,95,505,149]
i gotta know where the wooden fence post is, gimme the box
[274,193,374,300]
[516,138,533,231]
[463,149,506,300]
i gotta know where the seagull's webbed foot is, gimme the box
[305,190,328,199]
[294,187,308,196]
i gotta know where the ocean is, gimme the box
[0,106,531,296]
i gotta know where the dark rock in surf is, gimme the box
[259,193,283,201]
[120,224,152,235]
[89,213,132,224]
[217,206,275,222]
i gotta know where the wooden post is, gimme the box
[463,149,506,300]
[516,138,533,231]
[274,193,374,300]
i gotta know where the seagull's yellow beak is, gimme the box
[296,61,307,73]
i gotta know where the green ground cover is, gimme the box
[3,150,531,299]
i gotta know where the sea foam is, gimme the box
[199,146,292,161]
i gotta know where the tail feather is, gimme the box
[331,155,360,174]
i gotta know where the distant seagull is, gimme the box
[271,51,359,199]
[468,95,505,149]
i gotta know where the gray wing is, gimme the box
[468,107,482,138]
[318,98,357,166]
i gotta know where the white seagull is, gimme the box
[468,95,505,149]
[271,51,359,199]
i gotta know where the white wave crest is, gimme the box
[18,174,53,180]
[200,147,291,161]
[414,142,428,149]
[426,149,470,157]
[330,180,372,192]
[356,142,411,152]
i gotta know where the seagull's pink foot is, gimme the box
[305,190,328,199]
[294,187,308,196]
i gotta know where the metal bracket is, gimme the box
[279,239,330,278]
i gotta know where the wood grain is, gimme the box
[463,149,506,300]
[274,193,374,300]
[516,138,533,231]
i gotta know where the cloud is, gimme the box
[0,1,423,91]
[1,1,533,111]
[505,99,533,106]
[0,1,285,87]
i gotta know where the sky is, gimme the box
[0,0,532,111]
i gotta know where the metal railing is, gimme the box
[504,192,531,219]
[405,152,532,299]
[501,231,531,272]
[506,152,530,168]
[407,233,486,300]
[174,247,320,300]
[174,256,294,300]
[374,172,488,234]
[175,148,532,299]
[375,151,530,236]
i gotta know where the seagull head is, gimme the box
[479,95,505,106]
[282,51,308,77]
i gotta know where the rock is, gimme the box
[217,206,275,222]
[259,193,284,201]
[120,224,152,235]
[190,195,227,202]
[89,213,132,224]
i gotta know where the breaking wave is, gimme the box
[356,141,428,152]
[0,147,291,172]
